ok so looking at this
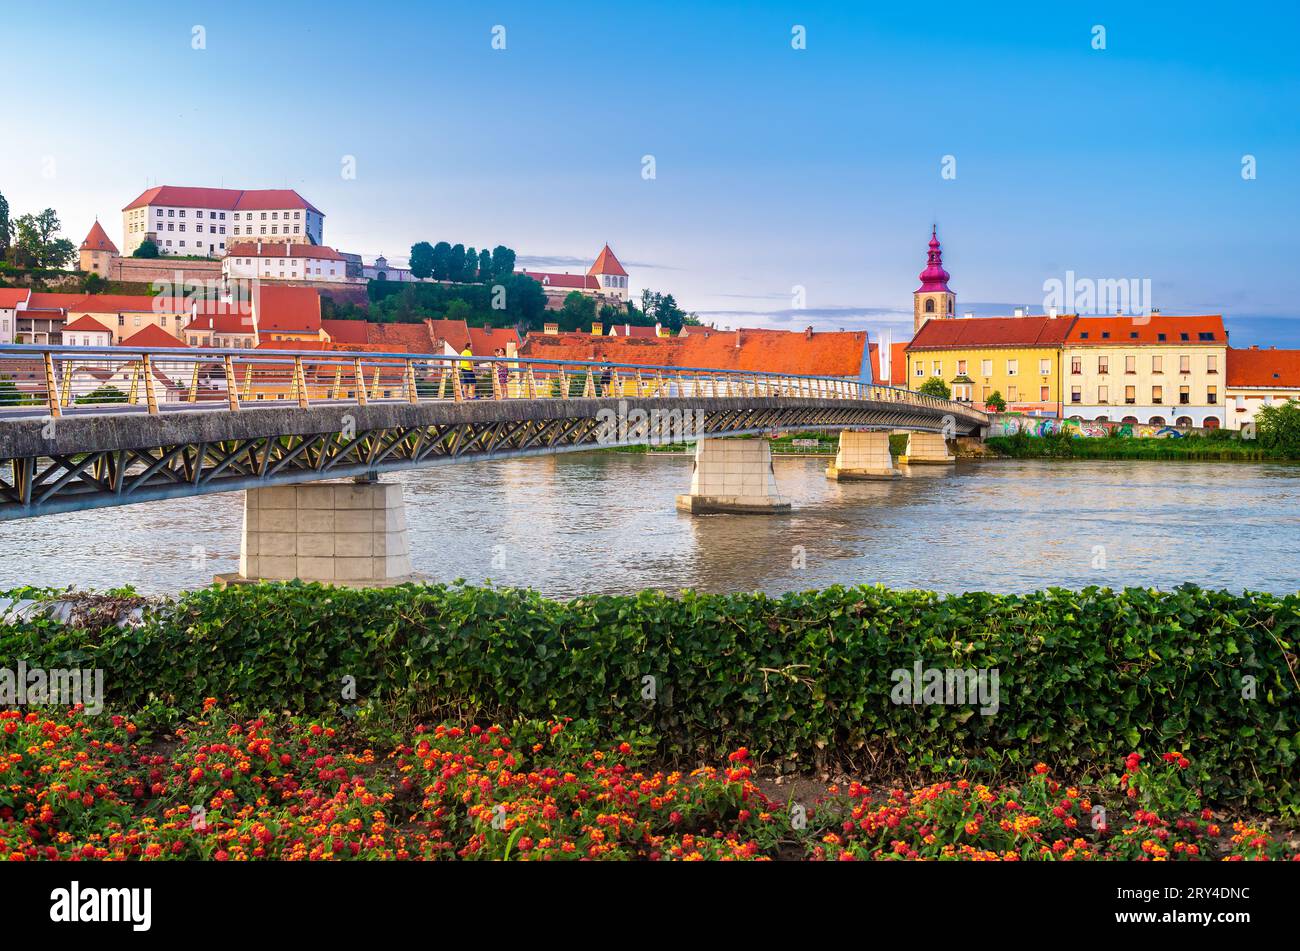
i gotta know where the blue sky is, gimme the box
[4,1,1298,344]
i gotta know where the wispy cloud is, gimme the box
[517,255,680,270]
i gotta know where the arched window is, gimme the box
[1121,416,1139,424]
[1175,416,1192,427]
[1202,417,1220,430]
[1149,416,1165,426]
[947,298,953,314]
[924,299,935,314]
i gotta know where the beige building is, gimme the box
[1225,347,1300,431]
[1061,315,1228,428]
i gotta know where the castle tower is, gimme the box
[913,226,955,333]
[588,243,629,303]
[79,219,119,276]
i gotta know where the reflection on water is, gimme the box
[1,454,1297,596]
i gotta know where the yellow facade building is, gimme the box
[905,315,1076,416]
[1061,315,1228,428]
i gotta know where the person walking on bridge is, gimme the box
[459,345,476,400]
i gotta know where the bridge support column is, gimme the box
[675,438,791,514]
[901,431,955,465]
[229,480,413,586]
[826,430,899,480]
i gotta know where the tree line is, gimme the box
[406,242,517,284]
[0,192,76,270]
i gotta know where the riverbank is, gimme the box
[985,431,1298,460]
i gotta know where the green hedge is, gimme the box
[3,583,1298,811]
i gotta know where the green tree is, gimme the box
[558,291,597,331]
[490,245,516,281]
[409,241,434,280]
[448,244,466,282]
[917,376,952,400]
[133,238,160,259]
[0,190,10,261]
[1255,399,1300,453]
[12,209,74,269]
[463,247,478,282]
[445,299,474,322]
[985,390,1007,412]
[431,241,452,281]
[478,248,492,283]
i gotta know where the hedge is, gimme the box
[3,582,1297,811]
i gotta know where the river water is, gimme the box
[1,455,1297,596]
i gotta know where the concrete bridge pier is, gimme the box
[900,431,955,465]
[826,430,899,480]
[227,479,413,586]
[675,438,791,514]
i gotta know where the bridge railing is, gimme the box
[0,343,986,423]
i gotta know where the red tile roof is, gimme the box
[80,220,119,254]
[24,292,87,311]
[0,289,30,309]
[63,315,114,334]
[254,286,321,334]
[517,270,600,290]
[588,244,627,277]
[426,319,471,352]
[1064,314,1225,345]
[1227,348,1300,388]
[365,322,439,353]
[468,326,521,355]
[120,324,188,348]
[227,242,343,260]
[123,186,322,215]
[184,307,257,335]
[321,319,370,344]
[63,294,182,314]
[520,327,869,376]
[908,315,1077,351]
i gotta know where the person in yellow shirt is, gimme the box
[458,345,476,399]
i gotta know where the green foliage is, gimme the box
[408,241,434,279]
[986,433,1289,460]
[985,390,1007,412]
[366,273,546,329]
[6,582,1297,812]
[558,291,597,330]
[1256,399,1300,453]
[7,209,74,269]
[917,376,951,400]
[74,385,127,405]
[132,239,160,259]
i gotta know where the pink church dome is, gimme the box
[915,226,952,293]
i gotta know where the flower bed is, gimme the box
[2,706,1295,861]
[3,583,1297,813]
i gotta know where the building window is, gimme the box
[932,361,942,376]
[1098,385,1109,404]
[1125,355,1136,374]
[1040,385,1050,401]
[1180,355,1190,373]
[1179,386,1190,405]
[1152,355,1163,373]
[1006,359,1018,376]
[1070,356,1081,374]
[981,359,992,376]
[1207,355,1218,374]
[1098,356,1108,374]
[1008,385,1018,401]
[924,299,935,314]
[1152,386,1163,404]
[1125,385,1136,404]
[957,359,967,374]
[914,364,924,378]
[1207,386,1217,405]
[1071,386,1081,403]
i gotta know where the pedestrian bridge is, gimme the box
[0,344,987,572]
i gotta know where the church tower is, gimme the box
[913,226,955,333]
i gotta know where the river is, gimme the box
[1,455,1297,596]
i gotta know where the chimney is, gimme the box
[963,311,974,319]
[1048,306,1058,318]
[256,241,262,254]
[1013,307,1025,318]
[735,328,742,348]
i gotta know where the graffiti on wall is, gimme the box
[991,416,1189,438]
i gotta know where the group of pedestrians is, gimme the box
[457,345,512,400]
